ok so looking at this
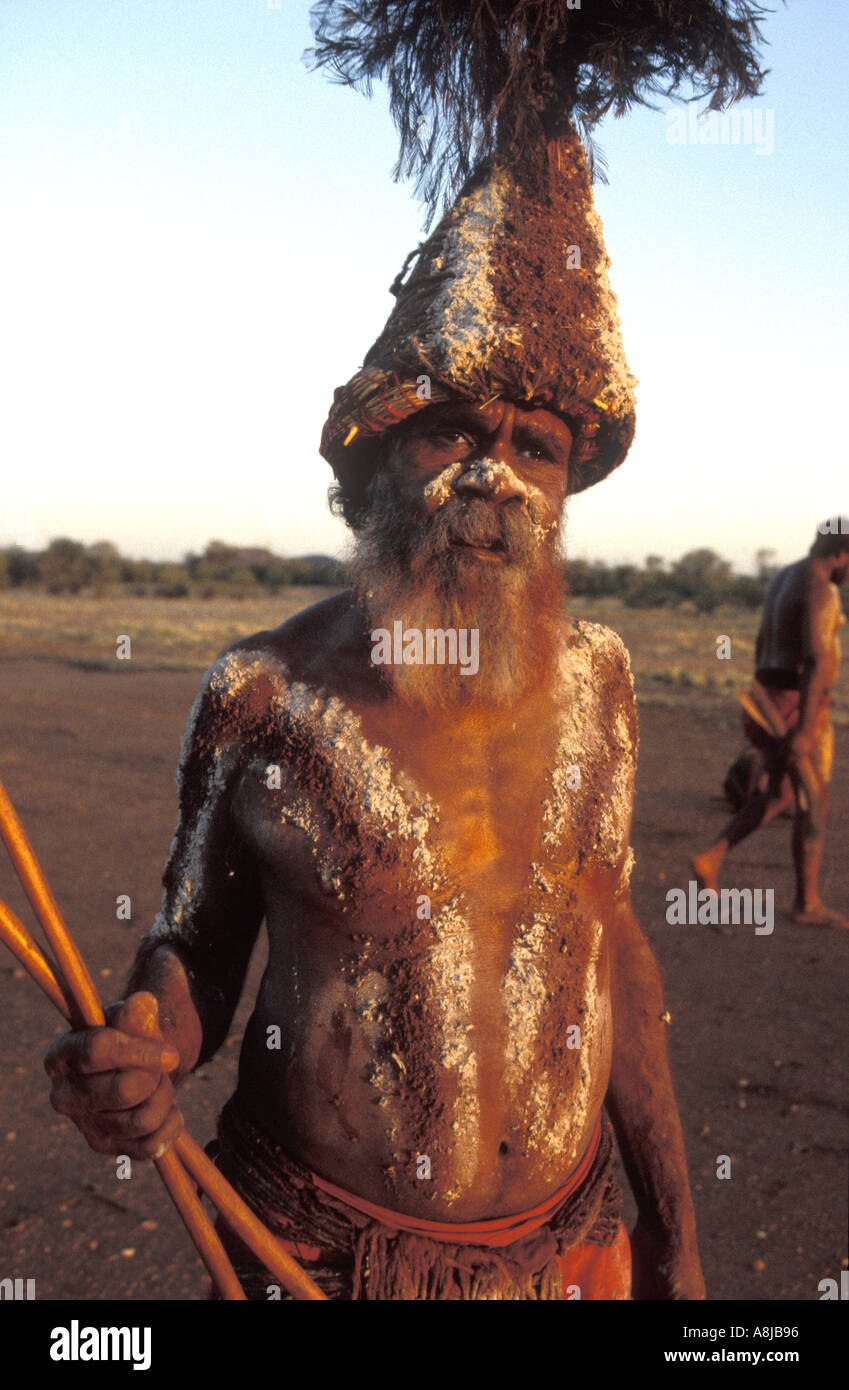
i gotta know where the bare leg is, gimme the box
[691,773,794,892]
[790,778,847,926]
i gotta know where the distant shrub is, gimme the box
[4,547,39,587]
[0,535,775,608]
[38,538,91,593]
[224,566,259,597]
[728,574,767,608]
[624,572,678,608]
[155,563,191,598]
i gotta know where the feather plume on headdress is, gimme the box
[308,0,771,219]
[309,1,773,495]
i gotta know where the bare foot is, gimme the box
[690,851,721,895]
[791,903,849,928]
[689,854,731,934]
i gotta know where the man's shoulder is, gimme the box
[213,591,355,679]
[768,558,807,601]
[556,619,638,755]
[781,560,841,624]
[545,620,639,868]
[559,618,635,689]
[188,592,357,740]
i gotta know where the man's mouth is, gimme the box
[450,537,506,560]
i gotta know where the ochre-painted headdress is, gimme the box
[310,1,769,494]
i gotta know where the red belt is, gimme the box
[310,1115,602,1249]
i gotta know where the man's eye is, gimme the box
[520,444,553,462]
[432,430,474,448]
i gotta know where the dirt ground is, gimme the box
[0,656,846,1301]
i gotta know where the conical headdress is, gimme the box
[309,1,769,494]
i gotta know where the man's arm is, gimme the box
[605,898,706,1300]
[127,656,266,1075]
[792,573,838,757]
[45,650,266,1156]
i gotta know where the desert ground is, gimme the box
[0,592,846,1300]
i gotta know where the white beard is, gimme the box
[349,474,566,711]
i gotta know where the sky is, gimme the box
[1,0,846,572]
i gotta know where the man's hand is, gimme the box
[788,727,816,762]
[44,992,183,1160]
[630,1216,706,1300]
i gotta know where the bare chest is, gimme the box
[233,620,637,964]
[219,629,634,1207]
[232,677,627,927]
[233,693,617,1200]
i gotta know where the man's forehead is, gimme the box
[405,398,571,439]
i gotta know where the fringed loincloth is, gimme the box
[741,684,801,752]
[208,1095,628,1301]
[740,682,834,819]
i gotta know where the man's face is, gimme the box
[386,399,573,559]
[349,398,574,708]
[830,551,849,585]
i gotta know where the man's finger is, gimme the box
[83,1106,185,1162]
[110,992,161,1039]
[90,1075,178,1140]
[44,1028,179,1078]
[51,1066,162,1114]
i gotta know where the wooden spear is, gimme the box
[0,775,325,1301]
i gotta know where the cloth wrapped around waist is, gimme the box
[741,684,801,750]
[741,680,834,752]
[210,1095,624,1300]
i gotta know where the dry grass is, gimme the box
[1,590,846,722]
[0,590,339,671]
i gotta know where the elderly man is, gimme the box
[43,386,704,1300]
[41,0,771,1300]
[693,523,849,927]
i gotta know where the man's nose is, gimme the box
[454,402,527,503]
[454,458,528,504]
